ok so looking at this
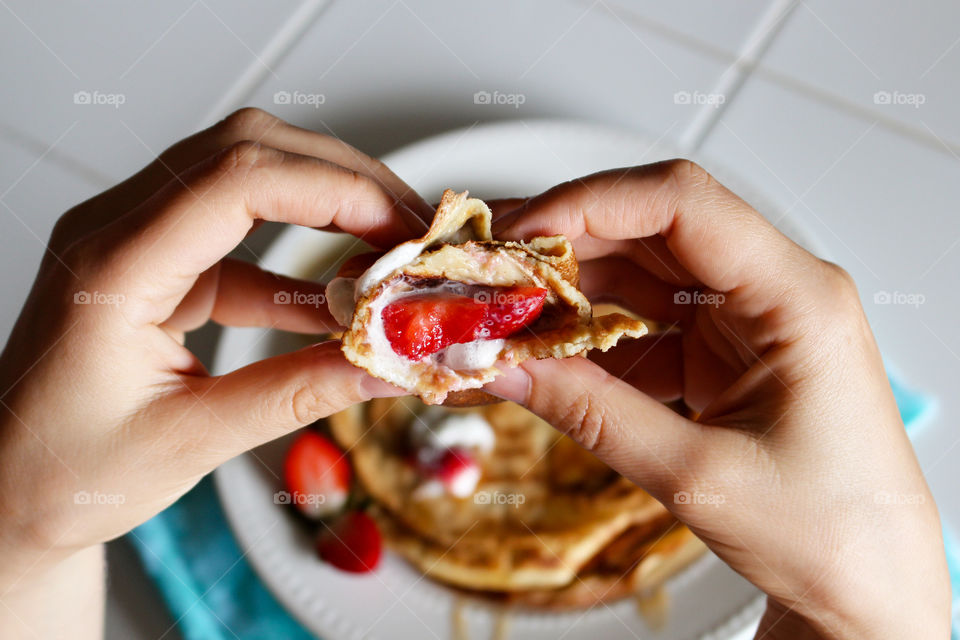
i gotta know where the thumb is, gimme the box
[484,357,699,496]
[182,341,403,460]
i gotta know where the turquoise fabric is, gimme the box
[129,478,313,640]
[128,373,956,639]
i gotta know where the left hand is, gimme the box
[0,108,421,637]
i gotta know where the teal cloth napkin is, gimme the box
[129,374,956,640]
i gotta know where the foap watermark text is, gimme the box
[274,291,326,308]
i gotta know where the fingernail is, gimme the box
[483,364,531,404]
[361,374,407,398]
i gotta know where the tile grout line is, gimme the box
[606,0,960,158]
[0,1,337,195]
[0,123,114,190]
[197,0,335,127]
[678,0,800,153]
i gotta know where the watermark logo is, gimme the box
[273,490,327,507]
[674,290,725,307]
[274,291,326,307]
[474,490,525,507]
[74,290,126,306]
[674,490,725,506]
[874,490,925,505]
[674,90,725,108]
[73,490,126,506]
[473,90,526,108]
[73,90,126,109]
[473,290,531,305]
[873,290,925,308]
[873,90,925,108]
[273,90,325,108]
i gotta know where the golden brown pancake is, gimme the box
[328,398,705,604]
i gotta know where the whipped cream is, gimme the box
[355,240,426,298]
[439,339,504,371]
[410,409,493,499]
[412,409,495,453]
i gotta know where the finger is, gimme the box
[579,257,690,323]
[181,341,405,460]
[162,258,338,334]
[84,142,416,326]
[54,108,432,248]
[484,356,701,496]
[587,331,683,402]
[495,160,817,302]
[682,314,744,413]
[484,197,528,223]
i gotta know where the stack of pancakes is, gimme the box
[329,397,705,609]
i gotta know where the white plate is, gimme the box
[213,120,828,640]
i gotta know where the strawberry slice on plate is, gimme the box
[317,511,383,573]
[416,447,481,498]
[283,431,351,519]
[482,286,547,339]
[382,293,486,360]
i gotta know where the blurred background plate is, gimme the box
[213,119,829,640]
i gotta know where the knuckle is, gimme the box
[663,158,715,189]
[823,261,858,294]
[215,139,266,172]
[289,382,332,425]
[218,107,278,140]
[49,208,84,253]
[557,391,613,453]
[818,260,862,314]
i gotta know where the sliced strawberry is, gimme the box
[482,286,548,339]
[417,448,480,498]
[283,431,351,519]
[317,511,382,573]
[382,293,487,360]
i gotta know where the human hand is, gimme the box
[0,108,421,637]
[486,160,950,639]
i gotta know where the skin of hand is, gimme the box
[485,160,951,640]
[0,108,421,639]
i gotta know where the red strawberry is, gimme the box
[482,286,548,339]
[283,431,351,519]
[382,293,487,360]
[317,511,382,573]
[417,448,480,498]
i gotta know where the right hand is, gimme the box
[486,160,950,639]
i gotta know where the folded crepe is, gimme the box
[327,190,647,405]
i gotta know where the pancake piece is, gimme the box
[328,398,705,603]
[331,190,647,404]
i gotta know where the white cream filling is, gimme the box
[438,339,504,371]
[355,240,426,298]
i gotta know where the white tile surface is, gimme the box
[699,74,960,523]
[0,0,315,182]
[599,0,776,54]
[760,0,960,148]
[0,138,100,343]
[241,0,730,157]
[0,1,958,637]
